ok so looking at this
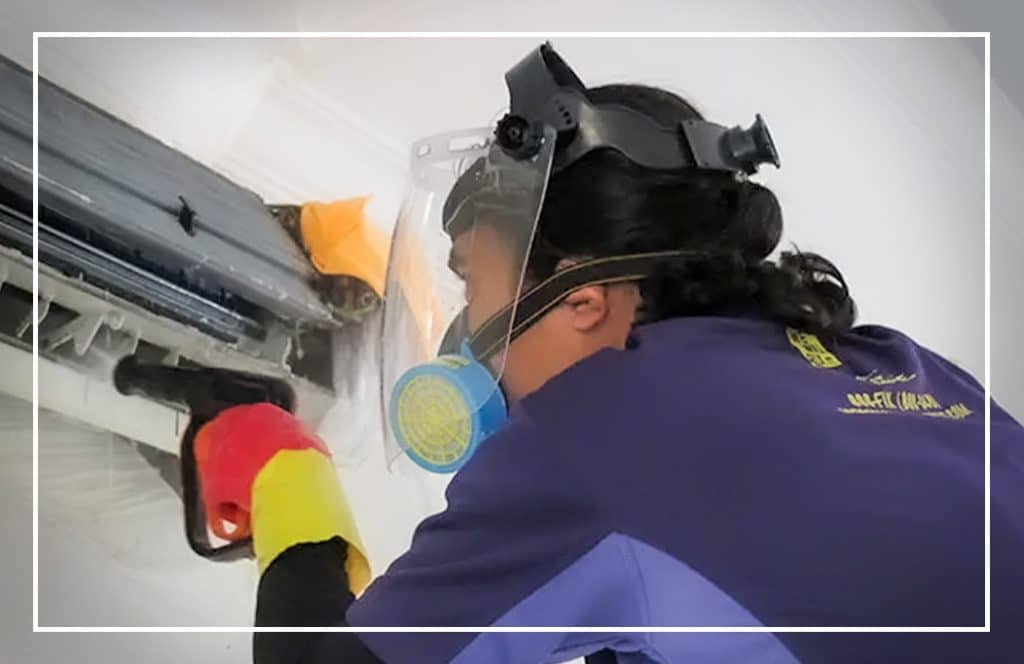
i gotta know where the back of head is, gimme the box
[529,83,856,336]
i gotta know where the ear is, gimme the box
[563,285,610,332]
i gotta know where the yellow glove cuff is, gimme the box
[251,448,371,594]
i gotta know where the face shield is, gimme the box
[381,42,781,474]
[381,123,557,473]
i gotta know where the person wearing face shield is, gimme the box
[194,43,1024,664]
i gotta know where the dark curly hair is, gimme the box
[527,84,857,336]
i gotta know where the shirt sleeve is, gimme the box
[253,538,382,664]
[346,412,629,663]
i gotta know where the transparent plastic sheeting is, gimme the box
[318,310,453,562]
[6,311,451,626]
[0,394,249,626]
[0,392,185,573]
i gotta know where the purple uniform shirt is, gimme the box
[348,317,1023,663]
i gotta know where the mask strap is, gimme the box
[468,250,703,360]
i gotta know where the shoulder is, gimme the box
[848,324,984,392]
[517,317,787,426]
[443,408,597,516]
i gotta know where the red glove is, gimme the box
[194,402,369,587]
[194,403,331,542]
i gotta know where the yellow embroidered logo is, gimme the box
[786,328,842,369]
[839,390,973,420]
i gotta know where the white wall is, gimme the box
[989,85,1024,421]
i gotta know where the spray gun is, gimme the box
[113,355,295,561]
